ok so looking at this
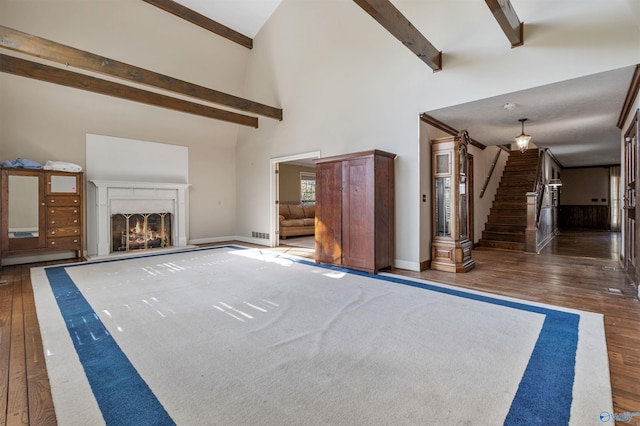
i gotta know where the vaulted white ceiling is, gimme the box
[174,0,283,38]
[171,0,638,168]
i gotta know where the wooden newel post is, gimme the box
[525,191,538,253]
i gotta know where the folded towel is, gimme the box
[0,158,44,169]
[43,160,82,172]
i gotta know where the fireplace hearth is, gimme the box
[112,213,172,252]
[87,180,189,258]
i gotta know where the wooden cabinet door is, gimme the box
[374,154,395,271]
[315,161,342,266]
[342,156,375,271]
[2,169,46,253]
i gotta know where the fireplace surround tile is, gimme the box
[87,180,189,258]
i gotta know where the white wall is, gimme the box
[238,0,428,268]
[0,0,248,243]
[625,0,640,26]
[86,134,189,184]
[279,163,315,204]
[471,146,508,244]
[238,0,640,270]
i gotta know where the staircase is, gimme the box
[479,149,539,251]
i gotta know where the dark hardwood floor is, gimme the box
[1,230,639,425]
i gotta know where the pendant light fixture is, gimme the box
[515,118,532,153]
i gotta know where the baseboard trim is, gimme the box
[394,259,421,272]
[188,236,239,245]
[189,236,271,247]
[419,259,431,271]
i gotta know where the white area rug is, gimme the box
[31,246,612,425]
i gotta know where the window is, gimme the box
[610,166,620,231]
[300,172,316,204]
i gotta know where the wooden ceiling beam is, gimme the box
[353,0,442,72]
[142,0,253,49]
[485,0,524,47]
[0,54,258,128]
[420,114,487,150]
[0,25,282,120]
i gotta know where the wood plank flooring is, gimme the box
[1,230,639,425]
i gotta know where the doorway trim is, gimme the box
[270,151,321,247]
[623,109,640,288]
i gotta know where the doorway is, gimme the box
[270,151,320,248]
[624,110,640,285]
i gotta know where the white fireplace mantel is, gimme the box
[87,180,190,257]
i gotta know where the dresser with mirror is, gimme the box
[1,169,83,263]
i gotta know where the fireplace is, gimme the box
[112,213,172,252]
[87,180,189,258]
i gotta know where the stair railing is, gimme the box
[533,150,545,225]
[480,149,502,198]
[526,149,545,252]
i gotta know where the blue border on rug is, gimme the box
[299,260,579,426]
[45,266,175,426]
[43,245,579,426]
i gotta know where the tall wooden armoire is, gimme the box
[314,150,396,274]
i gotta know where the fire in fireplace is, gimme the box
[112,213,172,252]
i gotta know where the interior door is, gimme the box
[624,111,639,283]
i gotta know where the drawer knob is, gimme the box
[74,199,78,203]
[73,239,78,243]
[51,220,55,224]
[74,209,78,213]
[51,209,55,213]
[51,231,56,235]
[50,241,55,245]
[74,219,78,223]
[51,199,55,203]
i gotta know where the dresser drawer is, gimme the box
[47,227,81,237]
[47,196,81,207]
[47,236,81,249]
[48,209,80,227]
[48,206,80,217]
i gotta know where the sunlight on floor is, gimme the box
[230,248,295,266]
